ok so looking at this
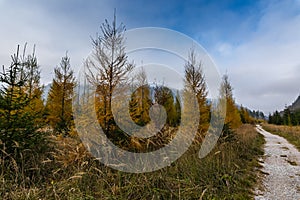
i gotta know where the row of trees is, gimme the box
[268,109,300,126]
[83,13,248,147]
[0,44,76,155]
[239,106,265,124]
[0,13,249,155]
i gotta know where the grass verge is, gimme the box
[0,124,264,199]
[262,123,300,151]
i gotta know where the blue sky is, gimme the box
[1,0,300,114]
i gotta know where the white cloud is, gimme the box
[1,0,299,114]
[0,1,114,84]
[213,0,300,113]
[217,43,233,56]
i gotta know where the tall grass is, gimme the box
[0,124,264,199]
[262,123,300,151]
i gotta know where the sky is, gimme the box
[0,0,300,114]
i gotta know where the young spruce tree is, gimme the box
[0,45,45,154]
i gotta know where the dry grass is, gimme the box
[0,124,264,199]
[262,123,300,151]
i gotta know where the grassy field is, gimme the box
[0,124,264,199]
[262,123,300,151]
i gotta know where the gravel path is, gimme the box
[255,125,300,200]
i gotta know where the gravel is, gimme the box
[255,125,300,200]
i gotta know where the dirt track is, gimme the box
[255,125,300,199]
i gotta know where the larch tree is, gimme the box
[221,74,242,129]
[46,53,76,135]
[184,49,210,135]
[129,67,152,126]
[153,85,178,127]
[85,12,134,138]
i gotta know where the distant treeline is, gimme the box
[268,109,300,126]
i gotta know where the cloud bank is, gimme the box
[0,0,299,114]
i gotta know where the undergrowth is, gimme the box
[0,124,264,199]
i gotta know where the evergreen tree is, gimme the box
[46,53,76,134]
[290,112,298,126]
[268,113,273,124]
[0,45,45,153]
[283,108,292,126]
[272,110,282,125]
[23,44,44,125]
[259,111,265,120]
[294,111,300,125]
